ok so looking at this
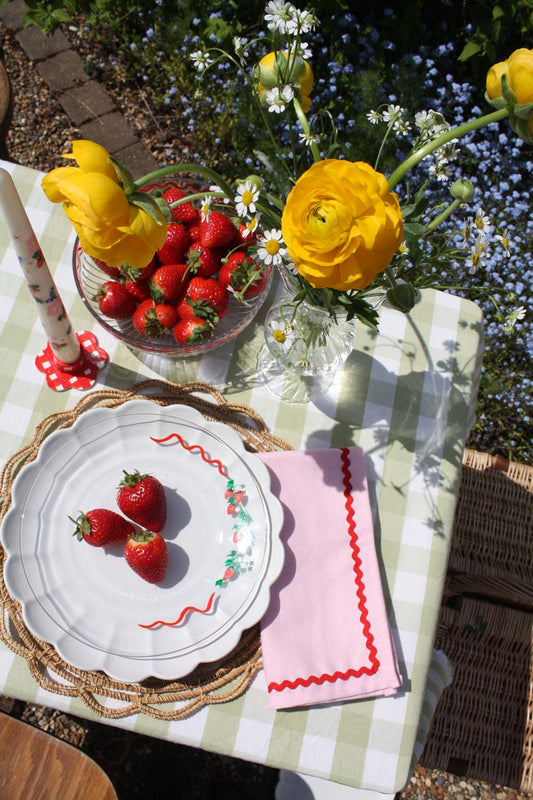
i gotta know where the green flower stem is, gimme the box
[385,266,398,288]
[134,163,235,200]
[292,96,321,163]
[387,107,509,191]
[422,197,462,236]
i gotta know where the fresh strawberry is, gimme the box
[163,187,199,226]
[219,251,265,299]
[92,257,122,279]
[132,298,178,337]
[95,280,137,319]
[199,211,237,249]
[124,276,151,303]
[70,509,134,547]
[117,469,167,532]
[120,257,156,283]
[176,276,229,322]
[188,223,202,243]
[156,223,191,265]
[124,530,168,584]
[172,315,213,345]
[150,263,189,303]
[185,242,221,278]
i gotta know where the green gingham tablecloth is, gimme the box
[0,160,483,793]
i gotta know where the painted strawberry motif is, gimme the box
[124,530,168,584]
[117,470,167,532]
[132,298,177,336]
[70,509,134,547]
[156,223,191,265]
[95,281,137,319]
[199,211,237,249]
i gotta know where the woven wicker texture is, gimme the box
[421,448,533,791]
[0,379,292,720]
[446,449,533,609]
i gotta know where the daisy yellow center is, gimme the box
[242,189,254,205]
[475,217,485,230]
[266,239,280,255]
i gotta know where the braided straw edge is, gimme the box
[0,379,292,720]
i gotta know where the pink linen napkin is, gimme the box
[258,446,401,710]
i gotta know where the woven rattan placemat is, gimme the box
[0,379,292,720]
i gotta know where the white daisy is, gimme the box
[468,234,488,275]
[504,306,526,332]
[234,180,260,218]
[298,131,320,147]
[233,36,246,65]
[209,184,230,204]
[495,229,512,256]
[473,207,491,236]
[256,229,287,266]
[264,1,295,34]
[240,215,260,239]
[265,85,294,113]
[366,109,382,125]
[200,195,212,222]
[295,8,318,33]
[190,50,213,73]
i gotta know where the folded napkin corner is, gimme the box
[259,446,401,710]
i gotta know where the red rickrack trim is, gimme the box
[268,446,380,694]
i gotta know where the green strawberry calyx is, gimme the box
[69,512,91,542]
[128,529,156,544]
[119,469,149,488]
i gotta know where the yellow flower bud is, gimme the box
[486,47,533,105]
[254,51,313,108]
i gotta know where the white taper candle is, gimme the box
[0,167,81,363]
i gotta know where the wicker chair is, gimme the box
[420,449,533,791]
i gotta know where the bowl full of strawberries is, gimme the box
[72,178,273,358]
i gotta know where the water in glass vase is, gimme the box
[263,295,357,377]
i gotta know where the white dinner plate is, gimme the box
[1,400,285,682]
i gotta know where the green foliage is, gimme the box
[458,0,533,64]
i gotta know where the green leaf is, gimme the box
[109,156,135,194]
[403,221,427,237]
[458,41,482,62]
[128,192,167,225]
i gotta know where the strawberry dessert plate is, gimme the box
[0,400,285,682]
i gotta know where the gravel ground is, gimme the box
[1,18,532,800]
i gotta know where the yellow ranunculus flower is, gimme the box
[486,48,533,105]
[281,159,403,291]
[42,140,167,269]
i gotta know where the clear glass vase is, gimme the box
[263,294,357,377]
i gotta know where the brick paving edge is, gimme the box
[0,0,159,177]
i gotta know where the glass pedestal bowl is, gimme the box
[71,178,272,359]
